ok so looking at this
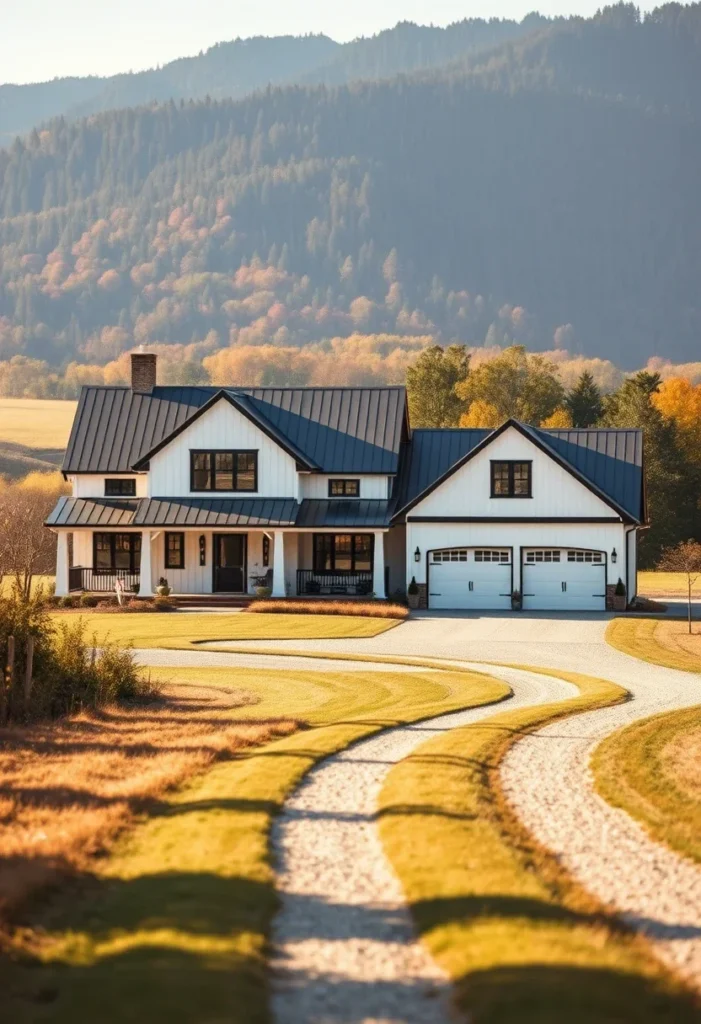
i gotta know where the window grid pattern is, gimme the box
[104,478,136,497]
[165,532,185,570]
[475,550,510,563]
[313,534,374,572]
[525,550,561,563]
[93,532,141,573]
[328,479,360,497]
[568,550,603,563]
[490,461,532,498]
[432,550,468,563]
[191,450,257,492]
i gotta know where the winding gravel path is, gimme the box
[136,612,701,1007]
[269,664,576,1024]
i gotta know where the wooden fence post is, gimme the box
[24,636,35,713]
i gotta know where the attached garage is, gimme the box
[521,549,606,611]
[428,548,512,610]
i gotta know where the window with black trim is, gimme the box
[328,479,360,497]
[93,533,141,574]
[490,461,532,498]
[190,450,257,492]
[165,532,185,570]
[313,534,373,572]
[104,478,136,497]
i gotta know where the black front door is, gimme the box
[213,535,247,593]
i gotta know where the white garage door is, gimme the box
[428,549,512,610]
[522,549,606,611]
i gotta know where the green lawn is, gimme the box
[606,617,701,673]
[53,610,398,646]
[593,706,701,865]
[378,667,699,1022]
[2,660,507,1023]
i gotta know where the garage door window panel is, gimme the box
[491,461,532,498]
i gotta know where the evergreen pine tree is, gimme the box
[565,371,604,427]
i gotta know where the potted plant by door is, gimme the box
[156,577,171,598]
[613,578,627,612]
[511,588,522,611]
[250,573,272,599]
[407,576,420,610]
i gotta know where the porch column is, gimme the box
[272,531,286,598]
[140,531,154,598]
[373,531,387,600]
[55,532,69,597]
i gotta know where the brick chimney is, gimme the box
[131,350,157,393]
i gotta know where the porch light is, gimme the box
[199,535,206,566]
[611,548,617,564]
[414,546,421,563]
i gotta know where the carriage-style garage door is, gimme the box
[428,549,512,610]
[522,549,606,611]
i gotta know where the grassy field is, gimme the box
[606,617,701,673]
[0,398,76,449]
[593,706,701,866]
[378,668,699,1022]
[638,571,701,597]
[2,659,506,1023]
[54,610,399,645]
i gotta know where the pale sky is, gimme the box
[2,1,664,85]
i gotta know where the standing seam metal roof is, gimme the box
[63,386,407,475]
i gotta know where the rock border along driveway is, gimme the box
[269,664,577,1024]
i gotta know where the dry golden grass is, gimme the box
[0,680,296,927]
[607,617,701,673]
[594,706,701,865]
[0,399,76,450]
[249,599,409,619]
[638,571,701,597]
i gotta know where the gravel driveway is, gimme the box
[270,664,576,1024]
[135,612,701,1009]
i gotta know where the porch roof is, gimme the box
[46,496,392,530]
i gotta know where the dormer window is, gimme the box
[105,478,136,497]
[190,450,258,492]
[490,461,532,498]
[328,479,360,497]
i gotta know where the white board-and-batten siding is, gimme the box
[148,400,299,498]
[300,475,391,499]
[411,428,617,519]
[68,475,147,498]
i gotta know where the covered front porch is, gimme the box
[54,528,389,600]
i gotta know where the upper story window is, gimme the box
[328,479,360,497]
[190,450,258,492]
[490,460,532,498]
[105,478,136,497]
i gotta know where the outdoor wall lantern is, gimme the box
[199,535,206,566]
[414,546,421,563]
[611,548,617,564]
[263,535,270,567]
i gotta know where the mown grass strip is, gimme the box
[593,705,701,865]
[3,661,508,1023]
[51,610,398,647]
[379,667,700,1022]
[606,617,701,673]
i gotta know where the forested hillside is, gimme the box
[0,3,700,397]
[0,17,537,141]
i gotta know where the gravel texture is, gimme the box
[501,696,701,990]
[270,664,576,1024]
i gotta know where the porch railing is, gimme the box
[296,570,374,597]
[69,567,141,593]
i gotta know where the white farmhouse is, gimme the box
[47,352,645,611]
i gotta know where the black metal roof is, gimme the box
[133,498,299,528]
[46,496,391,530]
[46,497,139,528]
[393,422,645,523]
[63,386,407,475]
[296,500,391,528]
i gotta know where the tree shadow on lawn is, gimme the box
[5,877,698,1024]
